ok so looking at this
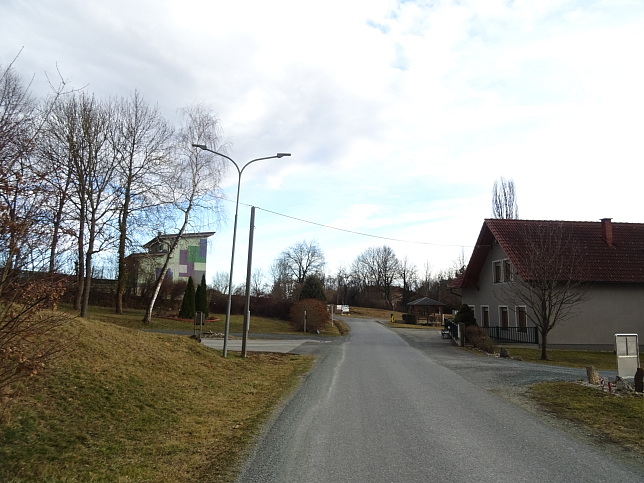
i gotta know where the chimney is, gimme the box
[601,218,614,246]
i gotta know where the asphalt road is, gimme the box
[236,317,643,483]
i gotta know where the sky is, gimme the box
[2,0,644,288]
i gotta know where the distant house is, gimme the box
[450,218,644,350]
[127,231,215,295]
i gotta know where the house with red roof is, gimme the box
[450,218,644,350]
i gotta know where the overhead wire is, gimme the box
[215,195,471,248]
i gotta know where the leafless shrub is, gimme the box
[464,325,497,354]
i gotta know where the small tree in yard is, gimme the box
[290,299,330,332]
[502,222,589,361]
[195,274,209,318]
[179,277,195,319]
[454,304,477,326]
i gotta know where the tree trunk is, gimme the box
[74,220,85,311]
[115,192,130,314]
[540,330,548,360]
[80,227,95,317]
[142,267,168,324]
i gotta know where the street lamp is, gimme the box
[192,144,290,357]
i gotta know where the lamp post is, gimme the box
[192,144,291,357]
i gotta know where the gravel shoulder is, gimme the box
[390,325,644,472]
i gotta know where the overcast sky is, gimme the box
[2,0,644,287]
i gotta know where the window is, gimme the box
[493,261,502,283]
[481,306,490,328]
[500,306,509,328]
[517,306,527,332]
[503,259,513,282]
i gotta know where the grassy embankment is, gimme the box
[0,307,325,482]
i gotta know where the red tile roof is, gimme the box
[452,218,644,288]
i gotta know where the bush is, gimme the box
[454,303,477,327]
[464,325,497,354]
[195,274,209,318]
[289,299,330,332]
[402,313,417,324]
[178,277,196,319]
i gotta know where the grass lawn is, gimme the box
[529,382,644,457]
[499,346,618,371]
[85,304,303,335]
[0,308,315,482]
[498,348,643,458]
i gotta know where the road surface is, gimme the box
[236,317,643,482]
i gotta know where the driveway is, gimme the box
[201,336,333,354]
[392,324,617,389]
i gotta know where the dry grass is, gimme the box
[502,347,618,371]
[0,315,313,482]
[529,382,644,456]
[87,304,300,335]
[348,306,404,321]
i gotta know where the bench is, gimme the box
[440,328,451,339]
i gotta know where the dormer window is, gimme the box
[493,261,502,283]
[503,259,513,282]
[493,259,513,283]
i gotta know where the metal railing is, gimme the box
[483,326,539,344]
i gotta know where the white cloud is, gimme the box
[2,0,644,283]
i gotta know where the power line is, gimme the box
[219,196,471,248]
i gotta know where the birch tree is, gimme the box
[142,105,225,324]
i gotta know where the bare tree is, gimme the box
[250,268,267,297]
[352,245,400,307]
[46,93,119,316]
[1,60,74,287]
[0,64,39,288]
[142,104,225,324]
[111,90,174,313]
[211,271,229,294]
[398,256,417,305]
[501,222,589,360]
[0,59,75,404]
[270,257,295,300]
[492,177,518,219]
[278,240,325,285]
[335,266,350,305]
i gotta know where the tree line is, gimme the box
[1,60,227,321]
[210,239,465,314]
